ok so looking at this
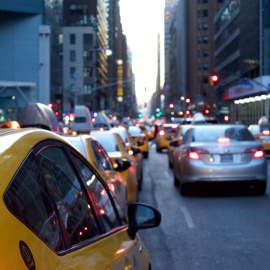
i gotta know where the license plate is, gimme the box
[220,154,233,162]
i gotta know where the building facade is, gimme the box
[0,0,49,120]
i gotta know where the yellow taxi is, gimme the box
[249,116,270,156]
[111,126,144,191]
[155,123,179,152]
[62,134,128,210]
[90,129,139,201]
[0,127,161,269]
[167,125,192,168]
[128,125,149,158]
[139,124,155,141]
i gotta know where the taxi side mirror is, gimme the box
[131,146,141,155]
[114,159,131,172]
[169,140,181,147]
[127,202,161,239]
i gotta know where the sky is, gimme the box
[119,0,165,105]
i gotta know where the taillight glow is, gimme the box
[187,148,209,160]
[218,137,230,144]
[245,147,265,159]
[253,150,264,159]
[159,130,165,136]
[262,130,270,135]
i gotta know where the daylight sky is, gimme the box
[119,0,165,105]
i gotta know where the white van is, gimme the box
[71,105,93,133]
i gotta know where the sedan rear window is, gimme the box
[193,126,255,142]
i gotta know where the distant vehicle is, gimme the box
[249,116,270,156]
[155,123,179,152]
[71,105,93,134]
[173,124,267,195]
[63,134,128,210]
[167,125,192,168]
[90,130,139,202]
[128,125,149,158]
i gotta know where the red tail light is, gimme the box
[159,130,165,136]
[245,147,265,159]
[187,148,209,160]
[262,130,270,135]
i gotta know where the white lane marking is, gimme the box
[181,206,195,229]
[164,171,170,178]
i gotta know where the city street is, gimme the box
[138,142,270,270]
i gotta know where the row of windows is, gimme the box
[198,9,208,17]
[198,36,209,44]
[70,34,93,45]
[70,67,94,78]
[198,63,209,70]
[70,51,95,62]
[198,0,223,3]
[198,23,208,31]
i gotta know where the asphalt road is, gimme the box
[138,142,270,270]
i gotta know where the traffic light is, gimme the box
[205,109,210,114]
[169,103,174,109]
[209,75,219,86]
[185,98,191,104]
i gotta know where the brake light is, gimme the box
[172,124,178,129]
[218,137,230,145]
[187,148,209,160]
[262,130,270,135]
[245,147,265,159]
[159,130,165,136]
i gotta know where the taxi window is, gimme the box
[72,155,126,231]
[4,152,65,252]
[37,147,100,246]
[90,140,114,171]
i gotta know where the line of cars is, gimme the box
[0,103,161,269]
[159,113,268,196]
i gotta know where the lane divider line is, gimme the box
[181,206,195,229]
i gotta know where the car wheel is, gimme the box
[173,171,179,187]
[180,183,190,196]
[256,181,266,195]
[156,146,161,153]
[143,152,149,158]
[168,159,173,169]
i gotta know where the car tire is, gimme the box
[143,152,149,158]
[169,159,173,169]
[156,146,161,153]
[173,171,179,187]
[256,181,266,195]
[180,183,190,196]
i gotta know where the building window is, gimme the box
[70,34,75,44]
[203,63,209,70]
[83,51,93,61]
[198,10,201,17]
[84,67,92,77]
[203,50,209,57]
[203,9,208,17]
[58,34,63,45]
[198,63,202,70]
[84,84,92,93]
[203,0,208,3]
[70,67,76,78]
[198,37,203,44]
[198,23,202,30]
[70,50,76,61]
[203,36,208,43]
[84,34,93,45]
[203,76,208,84]
[198,50,202,57]
[203,23,208,30]
[70,4,88,15]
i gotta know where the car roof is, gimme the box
[0,128,67,191]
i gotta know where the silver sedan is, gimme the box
[173,124,268,195]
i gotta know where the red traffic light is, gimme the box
[185,98,191,104]
[169,103,174,109]
[212,75,218,82]
[205,109,210,114]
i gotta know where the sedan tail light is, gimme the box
[187,147,209,160]
[159,130,165,136]
[244,147,265,159]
